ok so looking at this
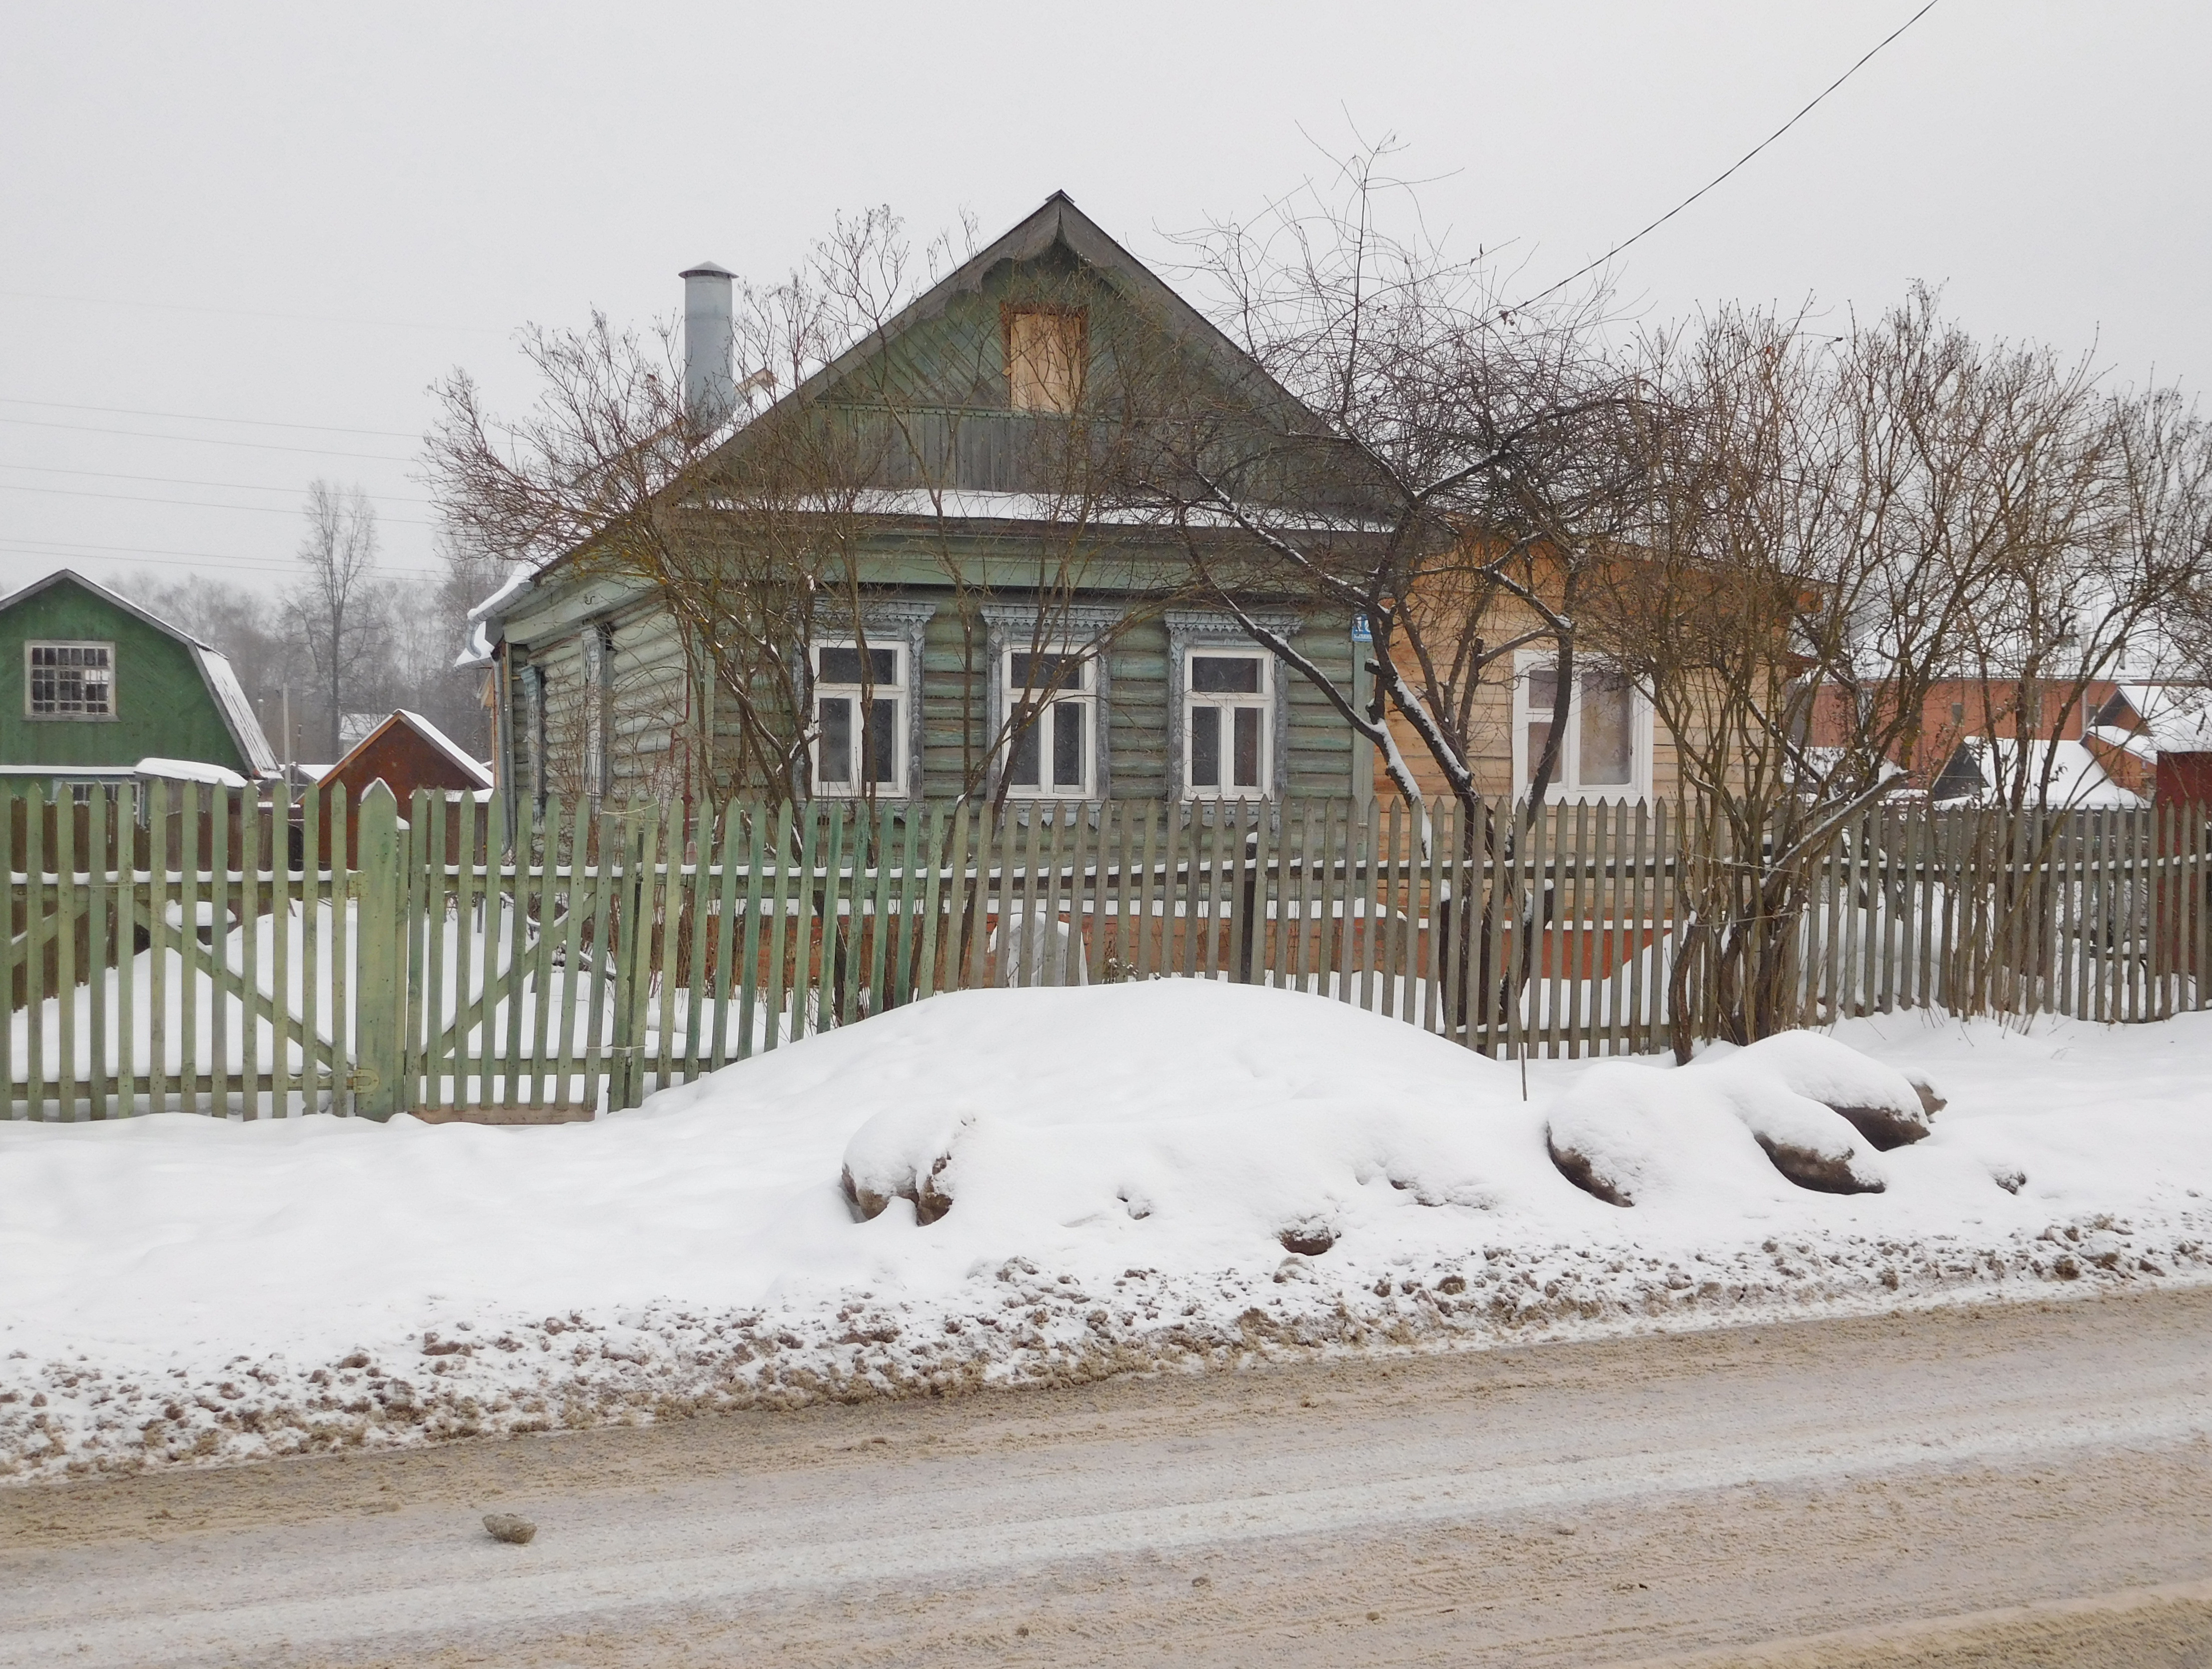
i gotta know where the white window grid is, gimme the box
[1182,647,1272,800]
[812,641,908,797]
[1510,653,1653,802]
[1001,645,1096,800]
[26,640,114,719]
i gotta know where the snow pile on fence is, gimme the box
[4,982,2211,1482]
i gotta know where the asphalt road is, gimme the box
[5,1286,2212,1667]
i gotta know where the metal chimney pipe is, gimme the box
[680,261,737,428]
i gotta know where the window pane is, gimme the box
[1052,699,1084,789]
[867,698,898,785]
[819,646,898,686]
[27,643,112,716]
[818,697,853,783]
[1010,651,1081,693]
[1010,717,1040,787]
[1525,667,1559,787]
[1189,706,1220,788]
[1232,707,1261,788]
[1579,671,1633,786]
[1191,654,1260,694]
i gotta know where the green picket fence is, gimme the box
[7,782,2210,1121]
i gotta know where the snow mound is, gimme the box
[822,982,1535,1258]
[4,982,2211,1485]
[1547,1036,1906,1206]
[1727,1029,1936,1150]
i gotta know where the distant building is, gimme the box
[0,569,276,797]
[306,707,492,859]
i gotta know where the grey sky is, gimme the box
[1,0,2204,600]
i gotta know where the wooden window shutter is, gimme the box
[1007,309,1086,413]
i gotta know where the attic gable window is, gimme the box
[1007,308,1086,414]
[26,641,114,719]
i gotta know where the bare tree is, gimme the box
[1588,291,2212,1053]
[1129,145,1649,826]
[288,480,385,758]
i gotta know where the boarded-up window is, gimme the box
[1007,309,1086,413]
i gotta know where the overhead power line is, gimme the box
[0,537,441,581]
[1515,0,1945,313]
[0,462,433,507]
[0,396,422,439]
[0,415,414,461]
[0,481,436,525]
[0,287,506,336]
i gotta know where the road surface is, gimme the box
[5,1286,2211,1667]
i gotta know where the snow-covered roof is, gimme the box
[317,709,493,791]
[134,757,249,789]
[2117,683,2212,754]
[1933,738,2145,811]
[457,565,538,667]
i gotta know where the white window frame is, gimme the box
[25,639,116,721]
[1181,646,1273,800]
[1000,643,1097,801]
[1510,653,1653,803]
[810,640,910,799]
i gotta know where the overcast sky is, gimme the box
[2,0,2205,602]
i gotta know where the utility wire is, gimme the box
[0,481,435,525]
[0,287,505,336]
[0,396,421,439]
[0,461,433,506]
[0,415,414,461]
[1512,0,1945,314]
[0,538,441,581]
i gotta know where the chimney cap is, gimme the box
[680,260,735,280]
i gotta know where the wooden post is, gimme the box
[351,781,406,1121]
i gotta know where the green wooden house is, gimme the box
[470,193,1371,819]
[0,569,277,794]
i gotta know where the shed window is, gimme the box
[1007,309,1086,414]
[1515,659,1649,801]
[813,642,906,796]
[1184,650,1271,799]
[1003,648,1095,799]
[27,641,114,719]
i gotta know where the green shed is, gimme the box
[0,569,277,792]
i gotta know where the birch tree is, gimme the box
[288,479,384,758]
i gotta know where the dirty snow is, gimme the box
[3,981,2210,1482]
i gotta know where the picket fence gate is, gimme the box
[6,781,2210,1122]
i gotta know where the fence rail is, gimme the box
[7,783,2210,1121]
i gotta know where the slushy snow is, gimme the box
[4,980,2209,1482]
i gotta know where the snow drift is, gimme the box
[4,981,2210,1483]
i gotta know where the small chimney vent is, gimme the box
[680,261,736,429]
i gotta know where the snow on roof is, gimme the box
[134,757,249,788]
[194,646,279,777]
[393,708,495,788]
[1934,738,2145,811]
[457,565,539,666]
[317,709,493,790]
[2120,684,2212,754]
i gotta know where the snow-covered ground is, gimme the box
[4,981,2210,1483]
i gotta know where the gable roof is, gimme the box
[1,568,279,777]
[319,708,493,791]
[765,190,1289,422]
[466,193,1321,648]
